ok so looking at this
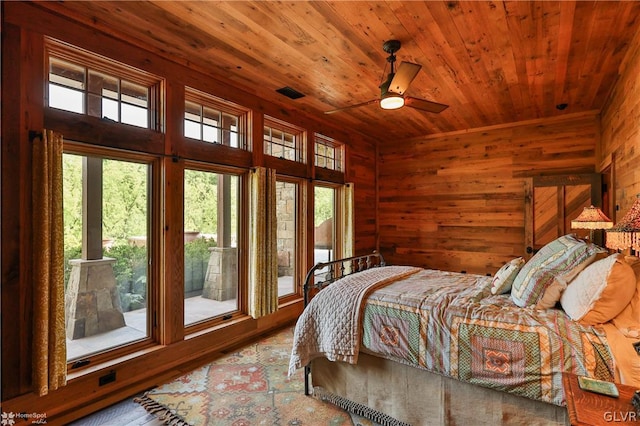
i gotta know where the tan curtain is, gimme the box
[248,167,278,319]
[342,182,355,259]
[32,130,67,396]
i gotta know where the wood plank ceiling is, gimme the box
[35,1,640,141]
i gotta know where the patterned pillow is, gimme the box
[534,251,605,310]
[490,257,525,295]
[511,234,605,307]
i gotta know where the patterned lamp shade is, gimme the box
[570,205,614,230]
[606,194,640,251]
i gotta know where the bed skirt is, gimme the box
[311,353,569,426]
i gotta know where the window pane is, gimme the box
[264,122,303,162]
[184,95,246,149]
[314,186,335,265]
[184,120,201,140]
[50,57,85,90]
[63,154,150,361]
[222,113,239,147]
[101,98,119,122]
[48,54,156,129]
[121,80,149,127]
[277,181,297,297]
[89,70,119,101]
[184,170,239,326]
[314,134,343,172]
[87,70,120,121]
[227,127,239,148]
[49,84,84,114]
[122,80,149,108]
[122,103,149,128]
[203,123,219,143]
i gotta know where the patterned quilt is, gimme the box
[360,268,616,406]
[288,266,421,376]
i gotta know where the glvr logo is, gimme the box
[603,411,638,422]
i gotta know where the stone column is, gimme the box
[202,247,238,301]
[65,257,125,340]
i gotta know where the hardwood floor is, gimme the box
[67,396,162,426]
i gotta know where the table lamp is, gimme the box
[571,205,613,242]
[606,194,640,253]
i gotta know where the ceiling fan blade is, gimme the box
[405,96,449,113]
[324,99,379,114]
[389,62,422,95]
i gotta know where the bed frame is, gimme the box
[301,253,568,426]
[302,252,386,396]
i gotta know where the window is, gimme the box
[276,179,300,297]
[63,150,153,362]
[314,133,344,172]
[184,88,248,149]
[183,167,241,326]
[314,185,336,264]
[47,47,161,130]
[264,117,305,162]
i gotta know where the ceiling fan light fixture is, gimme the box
[380,93,404,110]
[379,72,404,110]
[324,39,449,115]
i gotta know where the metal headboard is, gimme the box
[302,251,386,307]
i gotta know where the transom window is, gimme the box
[314,133,343,172]
[184,88,248,150]
[264,116,305,162]
[46,40,161,130]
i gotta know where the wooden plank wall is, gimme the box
[600,24,640,218]
[378,113,599,275]
[349,138,378,254]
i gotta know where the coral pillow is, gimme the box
[560,253,636,325]
[610,256,640,338]
[490,257,525,295]
[511,234,604,307]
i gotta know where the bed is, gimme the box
[289,235,640,426]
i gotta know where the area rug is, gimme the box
[135,326,381,426]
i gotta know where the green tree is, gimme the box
[184,169,218,233]
[62,154,83,248]
[314,186,334,226]
[103,159,148,242]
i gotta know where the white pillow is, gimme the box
[560,253,636,324]
[490,257,525,295]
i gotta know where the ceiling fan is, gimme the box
[325,40,449,115]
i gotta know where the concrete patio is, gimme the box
[66,276,295,361]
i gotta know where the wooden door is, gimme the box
[524,174,602,258]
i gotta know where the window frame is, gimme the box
[45,38,164,132]
[275,175,307,303]
[264,116,306,163]
[314,133,344,172]
[184,87,250,150]
[313,182,346,264]
[62,140,161,371]
[182,160,249,335]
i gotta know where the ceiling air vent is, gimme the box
[276,86,305,100]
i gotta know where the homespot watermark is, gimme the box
[1,411,48,425]
[603,411,637,422]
